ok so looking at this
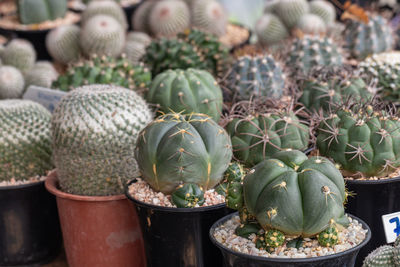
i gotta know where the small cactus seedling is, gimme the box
[264,230,285,248]
[0,66,25,99]
[215,162,245,196]
[171,183,205,208]
[317,225,339,247]
[46,25,81,65]
[1,39,36,73]
[191,0,228,37]
[18,0,67,24]
[81,0,128,29]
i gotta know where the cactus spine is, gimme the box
[255,14,289,46]
[274,0,309,28]
[0,66,25,99]
[81,0,128,29]
[24,61,59,90]
[191,0,228,37]
[1,39,36,73]
[46,25,81,65]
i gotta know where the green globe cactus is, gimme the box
[46,25,81,65]
[171,183,205,208]
[0,66,25,99]
[255,14,289,46]
[274,0,309,28]
[264,230,285,248]
[309,0,336,26]
[317,225,339,247]
[135,113,233,194]
[132,0,155,33]
[17,0,67,24]
[191,0,228,37]
[296,14,327,35]
[52,84,153,196]
[0,100,53,181]
[1,39,36,73]
[81,0,128,29]
[24,61,59,89]
[146,68,223,121]
[215,161,244,196]
[363,245,396,267]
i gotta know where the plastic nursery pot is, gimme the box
[0,180,62,266]
[125,179,233,267]
[345,177,400,267]
[45,171,146,267]
[210,212,371,267]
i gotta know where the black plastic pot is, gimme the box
[0,181,62,266]
[345,177,400,267]
[210,212,371,267]
[125,179,233,267]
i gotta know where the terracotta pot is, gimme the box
[45,171,146,267]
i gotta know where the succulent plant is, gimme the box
[126,32,152,46]
[255,14,289,46]
[132,0,155,33]
[344,15,393,60]
[264,0,279,14]
[215,161,244,197]
[317,226,339,247]
[223,55,285,102]
[171,183,205,208]
[191,0,228,37]
[81,0,128,29]
[79,15,125,58]
[52,54,151,93]
[309,0,336,26]
[317,104,400,177]
[46,24,81,65]
[0,66,25,99]
[24,61,59,89]
[235,222,261,238]
[0,99,53,182]
[264,230,285,248]
[296,14,327,35]
[1,39,36,73]
[52,84,153,196]
[124,32,151,65]
[17,0,67,24]
[135,113,233,194]
[274,0,309,28]
[363,245,396,267]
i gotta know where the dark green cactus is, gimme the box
[18,0,67,24]
[135,113,233,194]
[171,183,205,208]
[264,229,285,248]
[317,225,339,247]
[235,222,261,238]
[215,162,244,196]
[226,181,243,210]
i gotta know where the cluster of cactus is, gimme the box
[317,103,400,177]
[52,84,153,196]
[171,183,205,208]
[52,54,151,93]
[133,0,227,37]
[124,32,152,65]
[256,0,336,46]
[135,113,233,194]
[17,0,67,25]
[0,100,53,182]
[363,236,400,267]
[344,15,393,60]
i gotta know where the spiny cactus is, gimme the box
[17,0,67,24]
[147,68,223,121]
[344,15,393,60]
[1,39,36,73]
[79,15,125,58]
[52,54,151,93]
[0,100,52,182]
[309,0,336,26]
[255,13,289,46]
[264,0,279,14]
[274,0,309,28]
[135,113,233,194]
[46,25,81,65]
[296,14,327,35]
[215,161,244,197]
[0,66,25,99]
[264,230,285,248]
[81,0,128,29]
[52,84,153,196]
[363,245,396,267]
[124,41,147,66]
[191,0,228,37]
[132,0,155,33]
[24,61,59,89]
[317,226,339,247]
[126,32,152,46]
[317,104,400,177]
[171,183,205,208]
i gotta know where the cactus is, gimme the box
[124,41,147,66]
[243,150,348,237]
[52,84,153,196]
[215,161,244,196]
[274,0,309,29]
[191,0,228,37]
[149,0,190,37]
[344,15,393,60]
[79,15,125,58]
[171,183,205,208]
[126,32,152,46]
[235,223,261,238]
[0,66,25,99]
[363,245,396,267]
[296,14,327,35]
[317,225,339,247]
[146,68,223,121]
[135,113,233,194]
[46,25,81,65]
[17,0,67,24]
[223,55,285,102]
[52,54,151,93]
[394,236,400,266]
[317,104,400,177]
[264,0,279,14]
[1,39,36,73]
[132,0,155,33]
[255,14,289,46]
[287,36,343,75]
[309,0,336,26]
[24,61,59,89]
[81,0,128,29]
[265,230,285,248]
[0,100,53,182]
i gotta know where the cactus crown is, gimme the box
[18,0,67,24]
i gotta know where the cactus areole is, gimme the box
[243,150,348,237]
[135,113,233,194]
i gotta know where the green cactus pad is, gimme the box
[171,183,205,208]
[317,225,339,247]
[265,229,285,248]
[1,39,36,73]
[255,14,289,46]
[363,245,395,267]
[82,0,128,29]
[191,0,228,37]
[0,66,25,99]
[18,0,67,24]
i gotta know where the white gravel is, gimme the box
[0,175,45,187]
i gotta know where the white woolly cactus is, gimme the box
[275,0,309,28]
[191,0,228,37]
[255,13,289,46]
[1,39,36,72]
[309,0,336,26]
[126,31,152,46]
[82,0,128,29]
[296,14,327,35]
[124,32,151,65]
[24,61,59,89]
[132,0,155,33]
[0,66,25,99]
[52,84,153,196]
[46,24,81,65]
[0,99,53,182]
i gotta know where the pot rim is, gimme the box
[209,212,371,263]
[45,170,127,202]
[345,175,400,185]
[0,179,45,191]
[125,178,226,213]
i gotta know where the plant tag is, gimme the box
[382,211,400,243]
[23,86,67,112]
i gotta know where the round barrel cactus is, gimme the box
[52,85,153,196]
[132,0,155,33]
[147,68,223,121]
[0,100,53,182]
[135,113,233,194]
[46,25,81,65]
[296,14,327,35]
[363,245,396,267]
[309,0,336,26]
[1,39,36,73]
[243,150,348,237]
[255,14,289,46]
[171,183,205,208]
[191,0,228,37]
[24,61,59,89]
[126,32,152,46]
[18,0,67,24]
[317,104,400,177]
[81,0,128,29]
[0,66,25,99]
[274,0,309,28]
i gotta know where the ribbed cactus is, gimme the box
[81,0,128,29]
[216,161,244,198]
[309,0,336,26]
[17,0,67,24]
[0,100,53,182]
[274,0,309,28]
[124,32,151,66]
[52,85,153,196]
[344,16,393,60]
[126,32,152,46]
[264,230,285,248]
[46,25,81,65]
[255,14,289,46]
[79,15,125,58]
[363,245,396,267]
[264,0,279,14]
[317,104,400,177]
[223,55,285,102]
[1,39,36,73]
[24,61,59,89]
[171,183,205,208]
[191,0,228,37]
[317,226,339,247]
[0,66,25,99]
[132,0,155,33]
[296,14,327,35]
[52,54,151,93]
[147,68,223,121]
[135,113,233,194]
